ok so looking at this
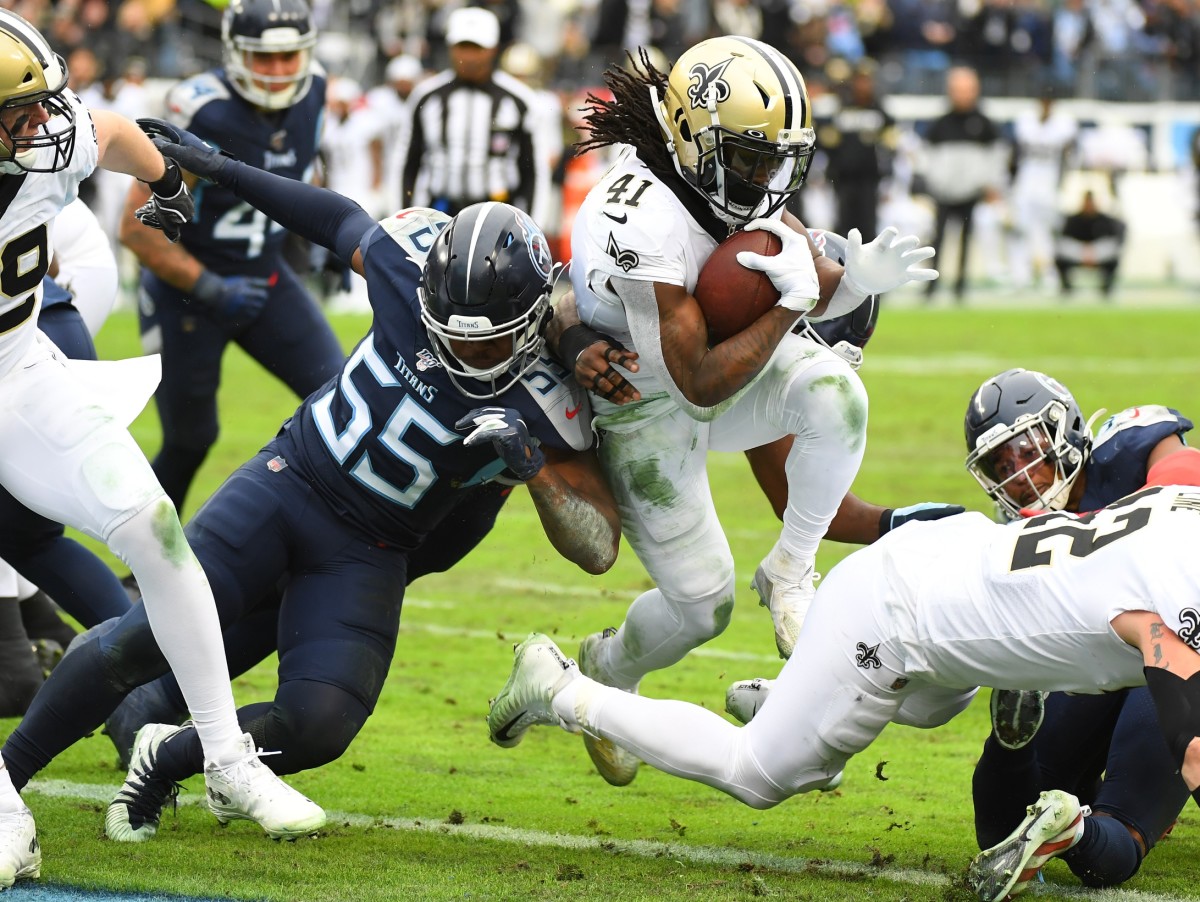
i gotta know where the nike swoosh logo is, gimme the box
[493,713,525,744]
[603,211,628,224]
[565,403,583,419]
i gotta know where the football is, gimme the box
[693,229,782,344]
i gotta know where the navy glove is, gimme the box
[879,501,966,537]
[133,158,193,243]
[191,270,271,330]
[137,117,235,185]
[455,407,545,481]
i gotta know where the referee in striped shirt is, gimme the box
[399,7,551,227]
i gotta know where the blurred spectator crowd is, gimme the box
[6,0,1199,102]
[6,0,1200,301]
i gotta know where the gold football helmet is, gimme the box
[653,37,815,224]
[0,8,75,174]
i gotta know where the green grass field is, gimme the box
[8,305,1199,901]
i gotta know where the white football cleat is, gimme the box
[204,734,326,840]
[106,722,185,842]
[0,806,39,888]
[577,628,640,786]
[967,789,1087,902]
[752,551,818,659]
[488,633,579,749]
[725,677,775,725]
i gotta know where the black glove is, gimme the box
[137,117,235,185]
[878,502,966,537]
[191,270,271,330]
[455,407,545,481]
[134,158,193,243]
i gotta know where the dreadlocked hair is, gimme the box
[576,49,672,172]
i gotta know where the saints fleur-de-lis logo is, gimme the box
[855,642,882,669]
[1178,608,1200,650]
[686,58,733,110]
[606,233,639,272]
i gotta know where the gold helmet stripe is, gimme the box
[726,36,807,133]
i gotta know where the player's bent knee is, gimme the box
[789,362,868,452]
[266,682,371,772]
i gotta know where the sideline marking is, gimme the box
[24,779,1195,901]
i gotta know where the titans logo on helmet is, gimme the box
[514,209,552,280]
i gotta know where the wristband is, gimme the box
[558,322,610,366]
[148,158,183,196]
[878,508,894,537]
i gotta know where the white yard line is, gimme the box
[867,355,1198,376]
[25,779,1194,901]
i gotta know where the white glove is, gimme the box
[841,226,938,297]
[735,218,820,314]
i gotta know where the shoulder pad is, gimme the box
[165,73,230,127]
[376,207,451,267]
[584,167,689,284]
[1096,405,1191,446]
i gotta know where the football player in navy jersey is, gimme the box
[962,369,1193,899]
[0,118,622,847]
[119,0,344,514]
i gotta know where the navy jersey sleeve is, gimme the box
[1079,405,1193,509]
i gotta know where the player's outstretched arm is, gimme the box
[142,118,374,276]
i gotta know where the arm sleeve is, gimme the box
[222,160,376,265]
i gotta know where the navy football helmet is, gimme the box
[419,202,555,399]
[797,229,879,369]
[222,0,317,110]
[964,368,1092,519]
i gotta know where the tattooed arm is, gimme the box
[1113,610,1200,790]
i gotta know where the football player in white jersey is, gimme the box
[0,9,324,888]
[557,37,937,786]
[488,479,1200,900]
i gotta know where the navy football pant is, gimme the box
[139,263,343,513]
[2,454,510,786]
[0,303,130,627]
[973,688,1189,887]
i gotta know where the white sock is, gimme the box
[107,500,243,765]
[0,765,25,814]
